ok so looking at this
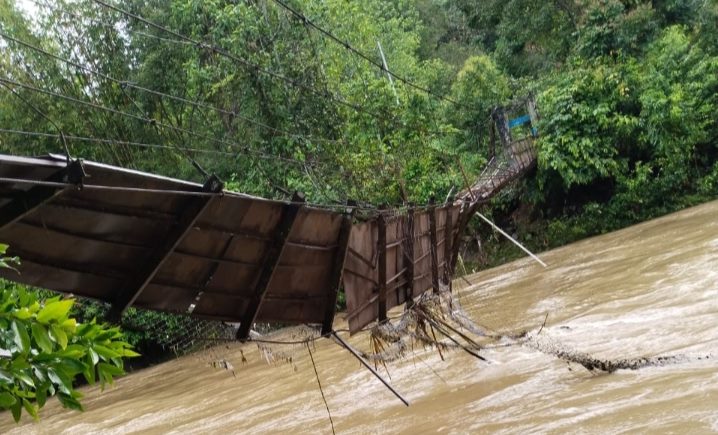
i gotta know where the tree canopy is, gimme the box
[1,0,717,387]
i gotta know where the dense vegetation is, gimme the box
[0,0,716,358]
[0,245,137,421]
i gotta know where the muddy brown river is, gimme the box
[3,201,718,433]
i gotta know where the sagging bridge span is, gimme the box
[0,104,538,337]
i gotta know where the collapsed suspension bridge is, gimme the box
[0,101,538,338]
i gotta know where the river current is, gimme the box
[3,200,717,434]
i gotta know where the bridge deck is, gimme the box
[0,137,536,334]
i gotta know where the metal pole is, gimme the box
[474,211,547,267]
[377,41,400,106]
[331,331,410,407]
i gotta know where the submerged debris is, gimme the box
[250,325,321,370]
[524,334,711,373]
[361,287,712,375]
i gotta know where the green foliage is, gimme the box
[0,244,19,270]
[449,0,578,76]
[0,279,137,422]
[538,24,718,204]
[537,58,637,189]
[576,1,659,58]
[1,0,717,375]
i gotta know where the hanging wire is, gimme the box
[91,0,392,123]
[0,24,358,202]
[269,0,473,110]
[3,0,491,210]
[0,30,342,149]
[306,341,336,435]
[0,76,328,170]
[117,79,208,178]
[0,81,71,162]
[0,129,306,166]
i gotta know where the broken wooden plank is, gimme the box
[403,206,415,305]
[443,203,454,285]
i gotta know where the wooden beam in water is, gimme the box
[331,331,410,407]
[109,175,223,321]
[236,193,305,340]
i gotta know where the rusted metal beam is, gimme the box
[403,206,415,305]
[236,193,305,340]
[428,198,439,294]
[377,210,387,322]
[321,203,355,335]
[108,175,223,321]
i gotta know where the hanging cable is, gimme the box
[269,0,472,110]
[0,129,307,165]
[0,30,342,149]
[0,82,71,162]
[91,0,392,123]
[0,76,328,171]
[117,79,208,178]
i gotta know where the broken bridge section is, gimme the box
[0,122,538,335]
[0,154,350,336]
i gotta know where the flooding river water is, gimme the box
[3,201,718,434]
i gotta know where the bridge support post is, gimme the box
[321,202,355,335]
[377,210,387,322]
[428,198,439,294]
[403,206,415,307]
[443,200,454,287]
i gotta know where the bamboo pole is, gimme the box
[331,331,410,407]
[474,211,547,267]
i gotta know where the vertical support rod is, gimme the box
[443,203,454,285]
[377,211,387,322]
[403,206,415,306]
[428,198,439,294]
[489,123,497,159]
[237,192,305,340]
[450,197,472,273]
[457,157,477,203]
[321,203,355,335]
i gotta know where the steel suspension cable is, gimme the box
[91,0,392,123]
[0,76,328,170]
[0,30,342,149]
[269,0,472,110]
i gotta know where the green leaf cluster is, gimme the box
[0,279,138,423]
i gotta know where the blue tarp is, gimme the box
[508,114,531,128]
